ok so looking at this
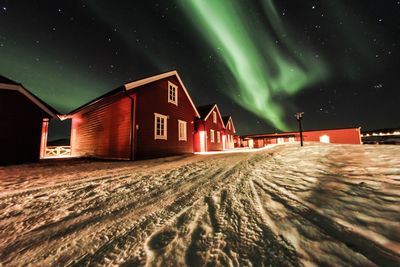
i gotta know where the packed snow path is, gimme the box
[0,144,399,266]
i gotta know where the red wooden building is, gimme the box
[0,75,58,164]
[68,70,200,160]
[242,127,362,147]
[193,104,226,152]
[222,115,236,149]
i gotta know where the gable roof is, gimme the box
[222,116,230,126]
[222,115,236,133]
[0,75,19,85]
[0,75,59,118]
[124,70,200,118]
[67,86,124,115]
[196,103,225,126]
[196,104,216,119]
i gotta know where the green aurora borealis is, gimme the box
[0,1,398,133]
[181,0,329,131]
[0,44,107,112]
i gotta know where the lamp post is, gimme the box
[295,112,304,146]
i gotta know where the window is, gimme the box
[212,111,217,124]
[277,137,284,144]
[320,135,330,143]
[217,131,220,143]
[210,129,215,143]
[168,81,178,105]
[154,113,168,140]
[178,120,187,141]
[289,137,295,143]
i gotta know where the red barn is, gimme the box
[194,104,226,152]
[242,127,362,146]
[0,75,58,164]
[68,70,200,160]
[222,115,236,149]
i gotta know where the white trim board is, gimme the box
[124,70,200,118]
[0,82,58,118]
[203,104,225,128]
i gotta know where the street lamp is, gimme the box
[295,112,304,146]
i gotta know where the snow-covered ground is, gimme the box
[0,143,399,266]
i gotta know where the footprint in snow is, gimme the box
[148,230,177,250]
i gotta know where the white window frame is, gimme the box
[212,111,217,124]
[217,131,220,143]
[210,129,215,143]
[178,120,187,141]
[154,113,168,140]
[168,81,178,105]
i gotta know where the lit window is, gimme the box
[178,120,187,141]
[168,81,178,105]
[210,129,215,143]
[320,135,330,143]
[217,131,220,143]
[213,111,217,123]
[154,113,167,140]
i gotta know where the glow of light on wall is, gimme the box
[199,131,206,152]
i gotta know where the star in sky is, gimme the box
[0,0,398,134]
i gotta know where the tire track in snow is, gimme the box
[71,154,255,266]
[1,144,399,266]
[0,159,222,265]
[253,177,400,266]
[141,152,301,266]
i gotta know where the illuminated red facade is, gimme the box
[0,76,58,165]
[69,71,200,160]
[194,104,226,152]
[242,127,362,147]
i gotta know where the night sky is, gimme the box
[1,0,399,135]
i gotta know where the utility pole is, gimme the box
[295,112,304,146]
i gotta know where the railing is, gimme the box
[45,146,71,157]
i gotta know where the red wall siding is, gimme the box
[205,108,225,151]
[132,76,197,159]
[194,106,225,152]
[193,120,205,152]
[0,90,48,164]
[244,128,361,146]
[224,119,235,149]
[299,128,361,144]
[234,135,241,148]
[71,94,132,159]
[253,139,265,148]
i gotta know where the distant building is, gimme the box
[241,127,362,147]
[194,104,226,152]
[0,75,58,164]
[361,128,400,144]
[68,70,200,160]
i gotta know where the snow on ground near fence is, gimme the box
[0,143,399,266]
[194,144,277,155]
